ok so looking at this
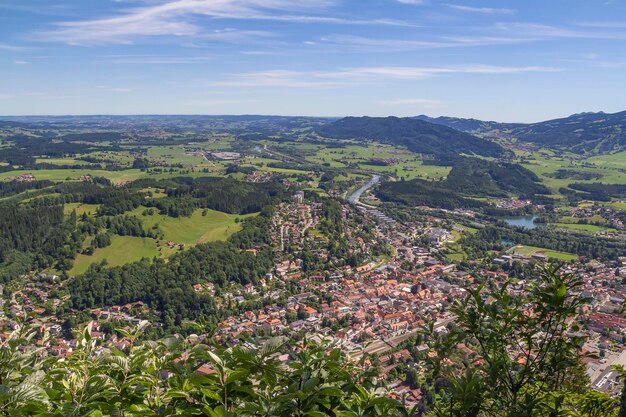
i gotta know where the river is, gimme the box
[348,175,380,204]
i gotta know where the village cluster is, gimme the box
[1,193,626,403]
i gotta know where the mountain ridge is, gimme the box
[415,110,626,153]
[316,116,505,158]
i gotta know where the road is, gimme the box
[348,175,380,204]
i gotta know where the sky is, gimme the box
[1,0,626,122]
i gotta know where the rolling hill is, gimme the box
[316,116,505,158]
[416,111,626,154]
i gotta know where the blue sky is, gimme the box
[1,0,626,121]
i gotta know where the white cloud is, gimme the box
[188,98,260,106]
[36,0,410,45]
[396,0,426,4]
[0,43,29,51]
[492,22,626,40]
[319,34,541,51]
[447,4,515,14]
[0,94,13,100]
[100,55,212,64]
[379,98,440,107]
[212,65,560,88]
[577,21,626,28]
[13,60,29,65]
[211,70,347,88]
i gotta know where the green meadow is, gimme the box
[68,207,254,275]
[507,245,577,261]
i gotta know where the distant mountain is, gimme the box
[413,115,519,133]
[316,116,504,158]
[507,111,626,153]
[416,111,626,153]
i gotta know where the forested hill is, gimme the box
[507,110,626,153]
[413,115,519,133]
[316,116,505,158]
[377,157,549,208]
[417,110,626,154]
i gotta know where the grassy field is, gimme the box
[35,158,91,165]
[0,169,147,184]
[301,142,452,180]
[507,245,577,261]
[553,223,617,233]
[608,201,626,210]
[69,208,253,275]
[63,203,101,216]
[0,167,230,184]
[146,146,207,166]
[520,150,626,195]
[70,236,158,275]
[136,207,254,245]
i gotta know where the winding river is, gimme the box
[348,175,380,204]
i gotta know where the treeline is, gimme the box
[443,158,549,197]
[0,179,55,198]
[460,224,626,260]
[0,205,81,278]
[0,134,123,168]
[159,177,286,215]
[377,157,550,209]
[569,182,626,200]
[378,179,483,209]
[69,242,273,327]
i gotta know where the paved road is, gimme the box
[348,175,380,204]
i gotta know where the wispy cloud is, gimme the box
[23,92,83,100]
[36,0,411,45]
[13,60,29,65]
[379,98,440,107]
[319,34,530,51]
[212,65,560,88]
[211,70,347,88]
[0,43,29,51]
[447,4,515,15]
[188,98,260,106]
[99,55,212,64]
[492,22,626,40]
[321,20,626,53]
[396,0,426,5]
[0,94,13,100]
[95,85,133,93]
[577,21,626,29]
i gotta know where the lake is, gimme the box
[501,215,542,229]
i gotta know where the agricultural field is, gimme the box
[133,207,253,246]
[520,150,626,194]
[63,203,101,216]
[35,158,91,165]
[302,142,452,180]
[145,146,207,166]
[552,223,618,234]
[0,169,148,184]
[70,236,158,275]
[506,245,577,261]
[68,207,251,275]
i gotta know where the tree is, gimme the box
[1,323,411,416]
[422,264,614,417]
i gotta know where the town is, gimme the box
[3,183,626,407]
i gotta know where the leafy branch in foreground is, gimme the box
[422,264,617,417]
[1,323,408,417]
